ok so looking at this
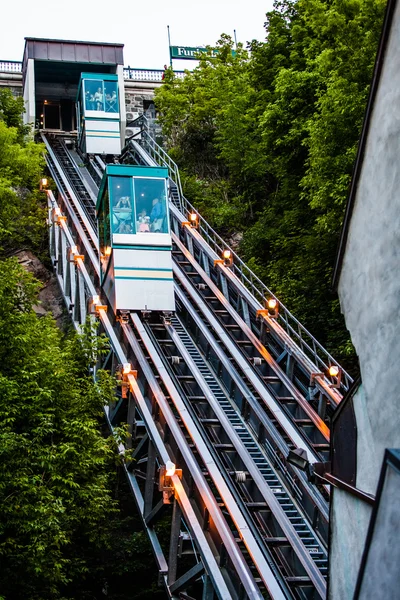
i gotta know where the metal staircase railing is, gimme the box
[124,115,353,394]
[125,114,184,210]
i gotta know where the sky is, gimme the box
[1,0,274,69]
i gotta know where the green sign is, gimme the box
[169,46,218,60]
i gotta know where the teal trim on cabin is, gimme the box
[81,72,119,80]
[87,134,120,139]
[85,117,120,122]
[106,164,168,179]
[97,164,169,210]
[112,245,172,251]
[115,266,172,272]
[86,129,120,133]
[115,276,174,281]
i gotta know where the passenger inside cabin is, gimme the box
[105,89,117,112]
[150,197,165,232]
[137,209,150,232]
[113,196,132,233]
[94,87,104,110]
[118,220,132,234]
[115,196,131,210]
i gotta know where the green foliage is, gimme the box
[0,259,118,598]
[0,89,163,600]
[0,115,46,256]
[0,89,30,139]
[155,0,385,370]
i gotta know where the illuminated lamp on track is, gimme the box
[266,297,279,318]
[328,364,342,388]
[189,212,199,228]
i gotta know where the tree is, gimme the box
[0,93,46,256]
[0,89,29,139]
[155,0,386,369]
[0,88,165,600]
[0,259,121,598]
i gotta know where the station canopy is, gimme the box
[23,37,124,87]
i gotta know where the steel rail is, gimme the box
[165,320,327,599]
[61,141,98,205]
[48,136,97,219]
[49,197,233,599]
[172,232,330,452]
[46,138,330,597]
[172,209,343,409]
[42,134,99,247]
[173,277,329,525]
[128,315,288,600]
[46,180,100,278]
[174,200,352,395]
[95,317,234,600]
[142,312,326,596]
[127,121,352,395]
[122,322,271,598]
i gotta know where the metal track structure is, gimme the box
[42,127,351,600]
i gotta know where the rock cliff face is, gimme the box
[14,250,65,326]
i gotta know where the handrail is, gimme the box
[0,60,22,72]
[123,67,185,81]
[125,114,184,208]
[0,60,185,82]
[128,116,353,394]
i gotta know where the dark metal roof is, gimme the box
[332,0,398,288]
[23,37,124,69]
[24,37,123,47]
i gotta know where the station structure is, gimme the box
[1,9,399,598]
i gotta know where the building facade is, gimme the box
[331,0,400,597]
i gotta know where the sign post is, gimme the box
[167,25,172,67]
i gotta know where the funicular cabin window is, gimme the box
[83,79,118,113]
[134,178,168,234]
[84,79,104,111]
[110,177,134,234]
[104,81,118,113]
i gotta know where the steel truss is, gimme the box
[42,129,346,599]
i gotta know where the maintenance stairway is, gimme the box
[42,120,353,600]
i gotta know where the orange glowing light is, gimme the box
[165,461,176,477]
[268,298,278,310]
[329,365,340,378]
[122,363,132,375]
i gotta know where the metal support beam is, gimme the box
[144,439,157,518]
[168,495,183,585]
[170,561,205,594]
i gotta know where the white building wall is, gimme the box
[329,486,372,600]
[23,58,35,127]
[332,1,400,598]
[117,64,126,143]
[338,0,400,493]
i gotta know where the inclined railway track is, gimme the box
[43,131,336,599]
[138,312,328,597]
[170,235,330,463]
